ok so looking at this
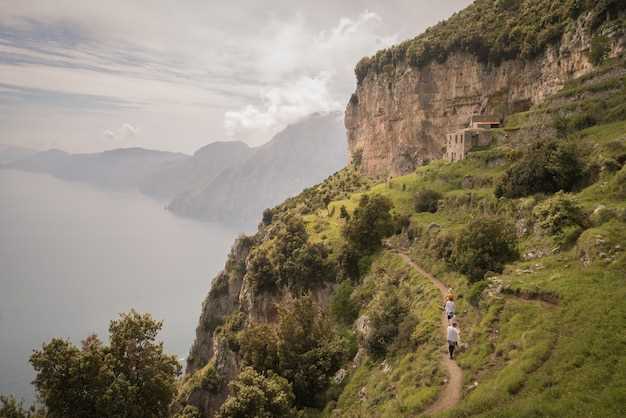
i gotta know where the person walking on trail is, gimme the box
[447,322,460,360]
[444,294,455,324]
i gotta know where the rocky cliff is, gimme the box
[346,6,626,177]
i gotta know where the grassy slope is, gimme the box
[296,61,626,417]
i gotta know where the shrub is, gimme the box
[532,193,587,235]
[173,405,202,418]
[238,324,279,373]
[262,208,273,225]
[330,281,359,325]
[343,195,395,254]
[495,140,584,198]
[276,296,345,407]
[590,35,610,66]
[414,189,442,213]
[365,290,406,358]
[468,281,489,307]
[451,217,518,282]
[339,205,350,220]
[217,368,298,418]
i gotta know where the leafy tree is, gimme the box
[217,368,298,418]
[276,296,344,407]
[343,195,394,254]
[365,290,406,358]
[339,195,394,281]
[262,208,273,225]
[451,217,518,282]
[0,395,44,418]
[413,189,442,213]
[246,248,277,293]
[239,324,279,373]
[29,310,181,418]
[589,35,609,66]
[495,141,584,198]
[330,281,359,325]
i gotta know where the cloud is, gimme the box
[225,72,342,145]
[103,123,138,143]
[224,11,398,145]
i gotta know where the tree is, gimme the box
[413,189,442,213]
[0,395,44,418]
[330,281,359,325]
[343,195,394,254]
[451,217,518,282]
[495,141,583,198]
[276,296,344,407]
[339,205,350,220]
[30,310,181,418]
[217,368,298,418]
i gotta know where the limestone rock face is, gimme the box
[346,19,624,177]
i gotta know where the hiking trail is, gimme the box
[396,252,463,416]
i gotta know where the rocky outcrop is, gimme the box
[346,16,625,177]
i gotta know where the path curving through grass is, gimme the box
[396,252,463,416]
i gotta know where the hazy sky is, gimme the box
[0,1,471,153]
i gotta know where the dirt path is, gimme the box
[396,252,463,416]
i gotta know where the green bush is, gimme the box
[217,368,298,418]
[331,281,359,325]
[413,189,442,213]
[276,296,345,407]
[468,281,490,307]
[590,35,610,66]
[365,290,406,358]
[343,195,395,254]
[495,140,584,198]
[451,217,518,282]
[238,324,279,373]
[532,193,587,235]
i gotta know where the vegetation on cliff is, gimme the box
[355,0,626,83]
[179,52,626,417]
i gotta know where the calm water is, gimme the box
[0,170,241,401]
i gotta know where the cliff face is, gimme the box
[346,17,625,177]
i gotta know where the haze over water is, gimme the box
[0,170,241,401]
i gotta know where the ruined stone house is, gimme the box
[444,115,500,162]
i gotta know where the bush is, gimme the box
[238,324,279,373]
[217,368,298,418]
[414,189,442,213]
[468,281,489,307]
[262,208,273,225]
[365,290,406,358]
[330,281,359,325]
[532,193,586,235]
[451,217,518,282]
[495,140,584,198]
[343,195,395,254]
[590,35,609,66]
[276,296,345,407]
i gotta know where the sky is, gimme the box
[0,1,472,154]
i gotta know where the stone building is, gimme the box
[444,115,499,162]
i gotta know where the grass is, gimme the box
[267,57,626,418]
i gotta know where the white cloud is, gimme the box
[225,72,342,145]
[224,11,398,145]
[102,123,138,143]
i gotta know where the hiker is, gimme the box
[444,294,455,323]
[447,322,460,360]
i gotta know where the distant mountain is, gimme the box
[139,141,253,201]
[4,147,188,191]
[167,112,348,227]
[0,144,37,164]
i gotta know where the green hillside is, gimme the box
[177,56,626,418]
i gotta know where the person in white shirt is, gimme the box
[444,294,455,324]
[447,322,460,360]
